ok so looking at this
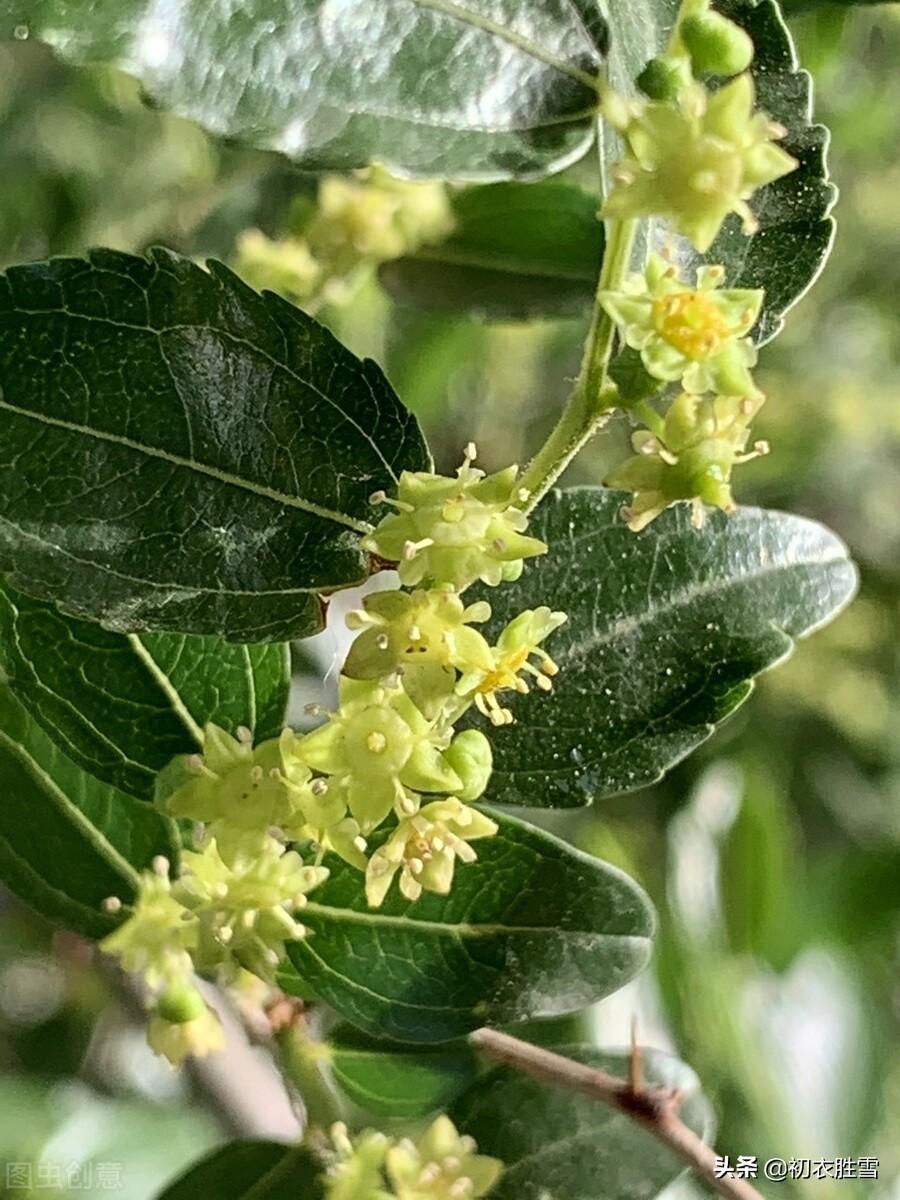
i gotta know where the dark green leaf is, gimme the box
[0,688,180,938]
[329,1024,479,1119]
[453,1045,714,1200]
[286,809,654,1043]
[3,1,606,180]
[0,581,289,800]
[685,0,836,344]
[468,488,856,809]
[156,1141,324,1200]
[380,181,603,320]
[0,248,429,642]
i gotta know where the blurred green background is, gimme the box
[0,6,898,1197]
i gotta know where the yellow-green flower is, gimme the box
[362,446,546,592]
[325,1125,393,1200]
[295,678,465,833]
[156,724,293,855]
[603,74,796,252]
[148,983,225,1067]
[457,608,567,728]
[365,799,498,908]
[607,391,768,531]
[386,1116,503,1200]
[176,837,328,979]
[233,229,323,305]
[344,587,494,716]
[600,253,762,396]
[100,863,195,988]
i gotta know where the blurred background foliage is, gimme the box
[0,5,898,1197]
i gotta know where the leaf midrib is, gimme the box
[0,398,372,534]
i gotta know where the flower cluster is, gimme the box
[325,1117,502,1200]
[234,167,454,309]
[596,1,787,530]
[101,447,565,1063]
[603,0,796,254]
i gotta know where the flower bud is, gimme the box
[444,730,493,802]
[680,12,754,77]
[156,981,207,1024]
[637,55,692,101]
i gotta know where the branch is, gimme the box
[468,1027,765,1200]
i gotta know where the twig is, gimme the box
[468,1028,765,1200]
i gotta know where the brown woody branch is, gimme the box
[468,1027,765,1200]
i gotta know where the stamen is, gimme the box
[236,725,253,745]
[101,896,122,914]
[151,855,170,877]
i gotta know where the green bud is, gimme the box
[156,981,207,1025]
[680,12,754,77]
[444,730,493,802]
[636,55,692,101]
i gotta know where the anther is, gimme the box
[101,896,122,914]
[367,732,387,754]
[236,725,253,745]
[310,778,329,796]
[151,855,170,877]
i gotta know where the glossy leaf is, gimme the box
[329,1024,479,1119]
[286,809,654,1043]
[0,248,429,642]
[467,488,856,809]
[453,1045,714,1200]
[0,688,180,939]
[380,181,603,320]
[3,1,606,180]
[0,581,289,800]
[156,1141,324,1200]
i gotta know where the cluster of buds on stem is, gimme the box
[324,1117,503,1200]
[234,166,455,309]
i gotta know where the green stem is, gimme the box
[275,1025,344,1136]
[519,218,637,510]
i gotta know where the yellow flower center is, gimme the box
[475,646,530,696]
[652,291,730,360]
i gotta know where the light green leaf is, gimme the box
[286,809,654,1043]
[380,181,603,320]
[2,1,606,180]
[0,688,180,938]
[0,248,429,642]
[156,1141,324,1200]
[453,1045,714,1200]
[329,1024,479,1119]
[0,580,289,800]
[468,488,856,809]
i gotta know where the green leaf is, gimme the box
[156,1141,324,1200]
[0,580,289,800]
[452,1045,714,1200]
[0,248,429,642]
[468,488,857,809]
[379,181,603,320]
[0,688,180,938]
[329,1024,479,1119]
[286,809,654,1043]
[3,1,606,180]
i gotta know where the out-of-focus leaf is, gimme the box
[328,1024,479,1119]
[156,1140,323,1200]
[380,181,603,320]
[453,1045,713,1199]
